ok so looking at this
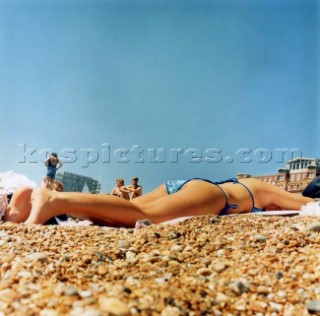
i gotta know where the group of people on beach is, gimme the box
[44,152,143,201]
[110,177,142,200]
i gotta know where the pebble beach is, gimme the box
[1,215,320,316]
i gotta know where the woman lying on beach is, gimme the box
[3,177,314,226]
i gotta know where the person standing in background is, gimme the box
[44,153,63,188]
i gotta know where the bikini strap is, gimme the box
[215,185,238,216]
[199,177,256,214]
[234,181,255,212]
[201,178,239,216]
[190,178,238,216]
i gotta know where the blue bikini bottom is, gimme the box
[165,178,264,216]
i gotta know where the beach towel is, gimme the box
[0,170,36,195]
[0,170,37,221]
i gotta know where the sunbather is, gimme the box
[4,177,313,226]
[122,177,142,200]
[110,178,129,200]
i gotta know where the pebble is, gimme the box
[304,222,320,232]
[0,255,14,263]
[247,268,259,276]
[249,300,267,313]
[118,240,130,250]
[307,300,320,314]
[27,252,48,263]
[234,299,247,311]
[143,255,161,263]
[269,302,283,312]
[196,268,212,276]
[63,286,79,296]
[216,292,228,303]
[170,244,182,252]
[95,252,106,262]
[277,290,286,298]
[228,279,251,295]
[210,216,219,223]
[213,262,227,273]
[82,256,92,264]
[79,290,93,298]
[216,249,224,257]
[290,223,303,231]
[161,306,181,316]
[168,231,181,240]
[276,242,286,250]
[257,285,269,295]
[253,234,267,242]
[98,297,130,315]
[128,247,138,253]
[97,265,108,276]
[17,270,32,278]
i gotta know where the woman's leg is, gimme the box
[25,187,147,226]
[25,181,226,226]
[130,184,168,206]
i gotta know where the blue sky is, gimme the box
[0,0,318,193]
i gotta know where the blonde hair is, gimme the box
[116,178,124,186]
[52,181,64,192]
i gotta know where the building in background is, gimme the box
[55,171,101,194]
[237,158,320,194]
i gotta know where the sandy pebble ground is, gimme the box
[1,215,320,315]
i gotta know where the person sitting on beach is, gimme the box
[122,177,142,200]
[44,153,63,188]
[110,178,129,200]
[3,177,314,226]
[51,181,64,192]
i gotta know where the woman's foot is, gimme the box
[5,187,33,223]
[25,187,57,224]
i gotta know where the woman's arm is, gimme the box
[57,159,63,169]
[132,186,142,195]
[120,186,131,193]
